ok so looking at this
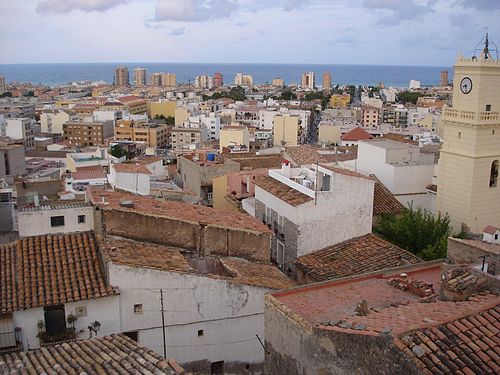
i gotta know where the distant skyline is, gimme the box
[1,0,499,66]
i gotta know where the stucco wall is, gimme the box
[17,206,95,237]
[264,296,420,375]
[102,210,270,262]
[13,296,120,351]
[108,263,270,374]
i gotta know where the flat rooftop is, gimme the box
[361,139,414,150]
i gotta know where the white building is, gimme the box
[189,113,221,140]
[301,72,315,89]
[250,162,374,272]
[234,73,253,87]
[380,88,397,103]
[17,202,94,237]
[345,139,436,212]
[2,118,34,150]
[409,80,421,90]
[40,109,78,134]
[482,225,500,244]
[108,163,152,195]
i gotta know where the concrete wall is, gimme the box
[102,209,270,263]
[16,180,65,204]
[109,263,270,374]
[109,169,150,196]
[13,295,120,351]
[264,296,420,375]
[17,206,95,237]
[447,238,499,274]
[0,145,26,177]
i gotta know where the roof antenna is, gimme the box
[472,29,498,61]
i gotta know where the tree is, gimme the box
[23,91,35,97]
[280,89,297,100]
[398,91,423,104]
[373,206,452,260]
[0,92,12,98]
[165,116,175,125]
[110,144,127,158]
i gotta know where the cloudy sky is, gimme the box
[0,0,499,66]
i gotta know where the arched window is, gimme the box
[490,160,499,188]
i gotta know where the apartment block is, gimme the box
[273,114,300,147]
[133,67,147,87]
[115,119,169,148]
[329,94,350,108]
[3,118,34,150]
[63,120,114,147]
[114,66,129,86]
[301,72,315,89]
[40,109,77,134]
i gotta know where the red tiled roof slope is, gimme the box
[483,225,500,234]
[341,127,374,141]
[254,175,313,206]
[73,166,107,180]
[0,232,116,313]
[0,334,189,374]
[295,234,422,282]
[113,163,152,175]
[396,304,500,375]
[372,175,407,216]
[88,188,271,233]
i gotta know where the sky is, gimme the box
[0,0,499,66]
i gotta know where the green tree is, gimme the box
[23,91,35,97]
[0,92,12,98]
[398,91,423,104]
[165,116,175,125]
[110,144,127,159]
[373,206,452,260]
[280,89,297,100]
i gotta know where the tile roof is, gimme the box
[320,164,374,181]
[284,145,357,166]
[341,127,374,141]
[88,188,271,233]
[100,236,293,290]
[382,132,418,145]
[254,175,313,206]
[395,305,500,375]
[0,232,116,313]
[112,163,152,175]
[230,155,284,170]
[483,225,500,234]
[0,334,189,374]
[295,234,422,283]
[72,165,107,180]
[372,175,407,216]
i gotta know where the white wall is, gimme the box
[17,206,95,237]
[108,169,150,195]
[108,264,270,372]
[13,296,120,351]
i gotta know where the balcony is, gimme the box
[0,328,23,354]
[443,107,499,125]
[38,326,77,347]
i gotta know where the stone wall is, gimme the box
[102,209,270,262]
[264,295,420,375]
[447,238,499,275]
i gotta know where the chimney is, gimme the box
[282,160,291,178]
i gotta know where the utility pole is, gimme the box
[160,288,167,358]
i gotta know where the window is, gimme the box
[277,241,285,269]
[133,304,143,314]
[458,132,461,139]
[44,305,66,336]
[77,215,86,224]
[50,216,65,227]
[197,329,204,337]
[493,130,496,135]
[489,160,499,188]
[486,104,491,112]
[211,361,224,375]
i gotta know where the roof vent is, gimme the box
[119,199,134,208]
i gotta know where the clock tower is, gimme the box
[437,34,500,233]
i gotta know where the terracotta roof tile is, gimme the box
[0,232,116,313]
[0,334,188,374]
[372,175,407,216]
[396,304,500,375]
[230,155,284,170]
[483,225,500,234]
[295,234,422,283]
[88,188,271,233]
[72,166,107,180]
[341,127,374,141]
[254,175,313,206]
[285,145,357,166]
[112,163,152,175]
[100,236,293,290]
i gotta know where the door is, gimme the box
[44,305,66,335]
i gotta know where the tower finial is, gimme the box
[483,32,490,60]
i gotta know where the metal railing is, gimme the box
[38,327,76,347]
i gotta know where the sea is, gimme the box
[0,63,452,88]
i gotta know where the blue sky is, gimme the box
[0,0,499,66]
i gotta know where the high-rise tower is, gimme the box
[134,67,147,87]
[114,66,129,87]
[437,34,500,232]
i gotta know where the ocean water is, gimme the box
[0,63,452,88]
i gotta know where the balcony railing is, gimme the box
[443,108,499,124]
[38,327,77,347]
[0,328,23,354]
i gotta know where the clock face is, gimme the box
[460,77,472,94]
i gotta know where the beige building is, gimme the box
[114,66,129,87]
[301,72,315,89]
[175,108,189,126]
[234,73,253,87]
[149,72,162,86]
[115,120,169,148]
[322,72,331,90]
[147,101,177,119]
[40,109,77,134]
[329,94,350,108]
[437,43,500,233]
[318,122,341,145]
[0,74,5,94]
[118,95,147,114]
[63,120,114,146]
[170,127,204,148]
[361,106,381,127]
[134,67,147,87]
[273,114,300,147]
[272,78,284,87]
[161,73,176,87]
[219,125,250,152]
